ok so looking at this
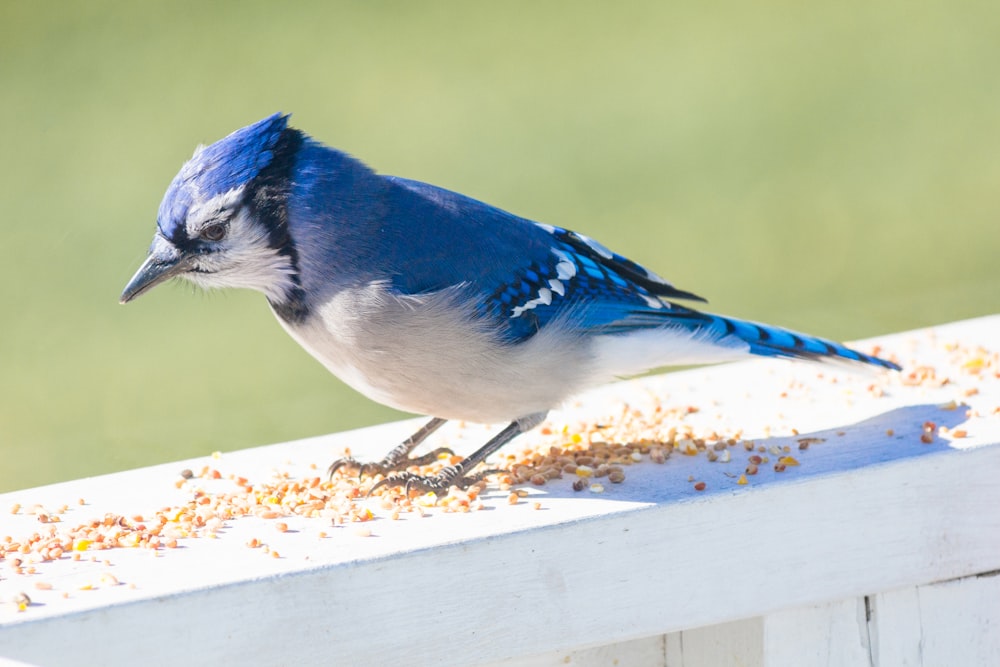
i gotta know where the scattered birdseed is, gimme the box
[14,592,31,611]
[0,330,991,603]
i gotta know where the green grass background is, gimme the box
[1,1,997,492]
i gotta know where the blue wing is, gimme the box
[379,177,899,371]
[382,176,704,340]
[474,223,707,342]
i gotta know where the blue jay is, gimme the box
[121,113,899,494]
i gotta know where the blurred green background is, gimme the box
[1,1,997,492]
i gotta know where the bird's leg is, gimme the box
[368,412,548,497]
[328,417,450,479]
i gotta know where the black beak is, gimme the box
[120,237,191,304]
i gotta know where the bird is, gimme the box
[121,113,900,495]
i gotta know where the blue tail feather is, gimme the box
[709,314,900,371]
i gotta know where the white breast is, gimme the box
[274,283,596,423]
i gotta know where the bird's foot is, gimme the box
[367,465,501,498]
[327,446,454,480]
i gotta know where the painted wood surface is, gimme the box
[1,316,998,666]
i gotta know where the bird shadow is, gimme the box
[523,403,971,506]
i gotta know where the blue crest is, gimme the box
[157,113,290,239]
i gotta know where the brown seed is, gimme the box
[693,482,706,491]
[745,463,759,475]
[608,470,626,484]
[180,469,194,480]
[572,479,587,492]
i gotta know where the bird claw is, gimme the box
[366,466,502,498]
[327,447,455,481]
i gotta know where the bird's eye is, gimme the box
[200,222,227,242]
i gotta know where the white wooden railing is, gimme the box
[2,316,998,667]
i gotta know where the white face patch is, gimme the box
[180,203,297,303]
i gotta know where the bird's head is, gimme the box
[120,113,303,305]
